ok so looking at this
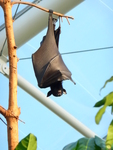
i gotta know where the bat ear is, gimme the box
[47,91,52,97]
[63,89,67,95]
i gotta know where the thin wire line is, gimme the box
[61,46,113,55]
[99,0,113,12]
[0,118,12,129]
[13,4,20,20]
[18,46,113,61]
[0,4,20,56]
[0,38,7,56]
[19,57,32,61]
[0,118,7,126]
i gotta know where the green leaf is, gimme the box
[100,76,113,94]
[95,106,106,124]
[94,98,106,107]
[95,92,113,124]
[94,93,113,108]
[94,136,106,149]
[63,137,101,150]
[111,144,113,150]
[111,105,113,114]
[106,120,113,149]
[15,133,37,150]
[63,141,78,150]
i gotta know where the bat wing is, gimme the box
[32,13,75,88]
[54,26,60,47]
[41,54,75,87]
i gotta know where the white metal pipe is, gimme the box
[3,65,96,138]
[0,0,83,57]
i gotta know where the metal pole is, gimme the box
[3,65,96,138]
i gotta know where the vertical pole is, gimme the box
[3,0,20,149]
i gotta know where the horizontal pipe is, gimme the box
[3,65,96,138]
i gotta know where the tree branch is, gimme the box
[12,1,74,24]
[0,106,7,118]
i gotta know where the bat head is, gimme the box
[47,81,67,97]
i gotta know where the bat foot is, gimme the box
[47,91,52,97]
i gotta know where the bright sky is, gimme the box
[0,0,113,150]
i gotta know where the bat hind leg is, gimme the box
[47,91,52,97]
[63,89,67,94]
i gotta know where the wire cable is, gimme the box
[13,4,20,20]
[0,38,7,56]
[61,46,113,55]
[18,46,113,61]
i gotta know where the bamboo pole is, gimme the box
[0,0,20,149]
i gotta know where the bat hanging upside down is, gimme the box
[32,12,75,97]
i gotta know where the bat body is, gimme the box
[32,13,75,97]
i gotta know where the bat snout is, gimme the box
[57,90,63,96]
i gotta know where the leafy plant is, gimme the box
[94,76,113,124]
[94,92,113,124]
[106,120,113,149]
[63,76,113,150]
[63,136,106,150]
[15,133,37,150]
[100,76,113,94]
